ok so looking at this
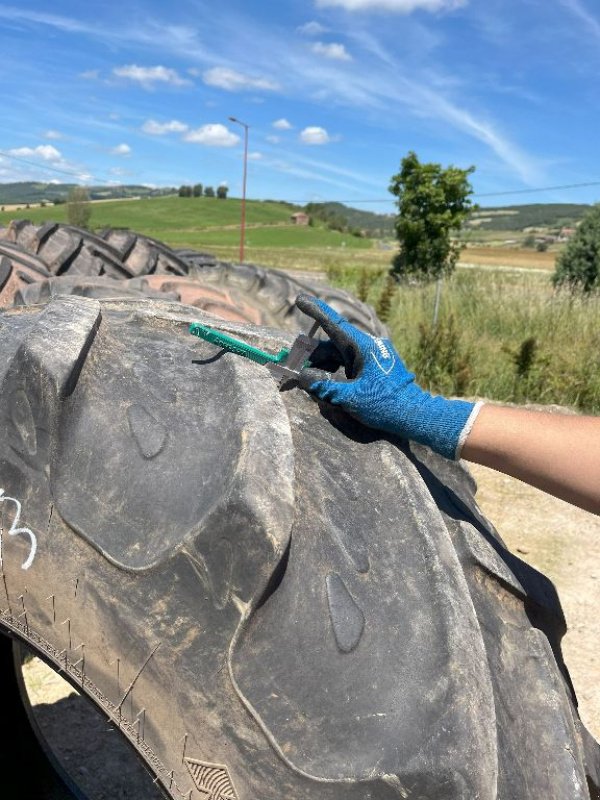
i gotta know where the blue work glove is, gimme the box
[296,294,482,460]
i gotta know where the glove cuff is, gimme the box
[403,394,482,461]
[454,400,485,460]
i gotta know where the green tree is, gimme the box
[67,186,92,229]
[216,185,228,199]
[204,186,215,198]
[178,185,192,197]
[553,206,600,293]
[193,183,203,197]
[389,151,475,281]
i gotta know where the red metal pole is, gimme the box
[229,117,249,264]
[240,123,248,263]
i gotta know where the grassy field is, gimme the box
[0,195,294,231]
[329,265,600,413]
[0,195,373,255]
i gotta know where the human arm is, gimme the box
[462,405,600,515]
[296,294,600,516]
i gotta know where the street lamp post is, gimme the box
[228,116,249,263]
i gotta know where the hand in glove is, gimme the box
[296,293,482,460]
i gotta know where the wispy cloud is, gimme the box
[183,124,240,147]
[558,0,600,40]
[273,118,293,130]
[202,66,280,92]
[112,64,191,88]
[0,6,211,60]
[311,41,353,60]
[298,21,328,35]
[142,119,189,135]
[43,130,63,140]
[314,0,467,12]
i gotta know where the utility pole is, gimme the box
[228,116,249,263]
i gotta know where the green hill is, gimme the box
[0,195,372,252]
[0,181,175,204]
[469,203,591,231]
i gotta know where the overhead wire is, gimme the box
[1,147,599,204]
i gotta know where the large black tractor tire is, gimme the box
[0,296,598,799]
[1,220,132,279]
[176,247,388,337]
[1,222,386,336]
[99,228,190,276]
[0,240,53,307]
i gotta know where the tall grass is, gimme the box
[326,264,600,412]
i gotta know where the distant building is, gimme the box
[290,212,310,226]
[558,227,576,241]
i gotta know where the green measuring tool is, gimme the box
[189,321,321,388]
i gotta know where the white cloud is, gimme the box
[273,118,293,130]
[266,135,280,144]
[248,151,263,160]
[142,119,189,135]
[8,145,62,161]
[314,0,466,11]
[299,126,331,145]
[111,143,131,156]
[311,42,352,60]
[203,67,279,92]
[80,69,99,80]
[112,64,190,88]
[183,124,240,147]
[43,130,63,140]
[298,21,328,35]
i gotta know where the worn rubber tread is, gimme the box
[3,220,133,280]
[0,296,597,800]
[176,248,388,336]
[101,228,189,276]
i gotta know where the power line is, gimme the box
[475,180,600,198]
[0,149,97,181]
[1,147,599,203]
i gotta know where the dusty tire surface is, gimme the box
[177,247,389,336]
[1,220,132,279]
[0,296,598,799]
[0,222,386,336]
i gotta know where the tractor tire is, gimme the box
[1,220,132,279]
[176,248,388,337]
[100,228,190,276]
[0,296,598,799]
[0,240,52,308]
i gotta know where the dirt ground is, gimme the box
[23,462,599,796]
[460,245,556,270]
[469,462,600,738]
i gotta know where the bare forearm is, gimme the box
[461,405,600,515]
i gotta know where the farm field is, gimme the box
[461,245,556,271]
[330,265,599,414]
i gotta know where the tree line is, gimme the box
[178,184,228,199]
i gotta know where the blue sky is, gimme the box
[0,0,599,211]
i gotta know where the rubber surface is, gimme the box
[176,247,389,336]
[0,222,386,336]
[0,296,598,799]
